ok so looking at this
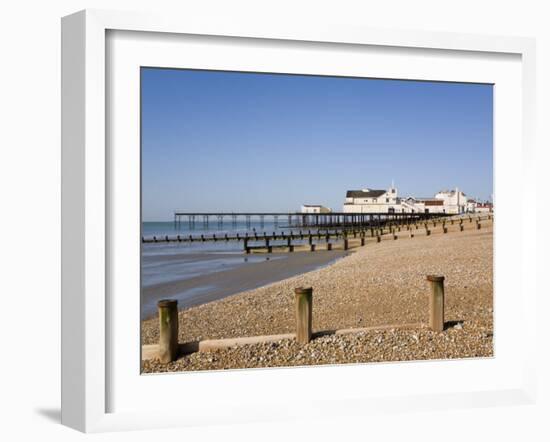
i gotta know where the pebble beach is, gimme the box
[142,219,493,373]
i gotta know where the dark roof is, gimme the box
[346,189,386,198]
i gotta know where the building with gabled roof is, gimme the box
[343,184,476,214]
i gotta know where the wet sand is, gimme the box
[141,250,348,319]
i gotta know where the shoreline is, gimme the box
[141,249,349,319]
[142,222,494,372]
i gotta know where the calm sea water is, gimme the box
[141,221,326,286]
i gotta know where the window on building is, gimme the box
[373,198,377,203]
[386,198,389,203]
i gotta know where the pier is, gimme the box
[173,211,448,230]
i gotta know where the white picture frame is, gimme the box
[61,9,537,433]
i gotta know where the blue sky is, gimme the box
[141,68,493,221]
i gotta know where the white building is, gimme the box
[343,185,399,213]
[343,185,474,214]
[301,204,332,214]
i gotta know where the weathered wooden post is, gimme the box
[361,237,365,246]
[460,224,464,232]
[376,235,381,243]
[426,275,445,332]
[426,228,431,236]
[343,239,349,250]
[443,226,448,234]
[310,243,316,252]
[476,221,481,230]
[158,299,179,363]
[409,232,414,238]
[294,287,313,344]
[327,243,332,251]
[393,233,398,240]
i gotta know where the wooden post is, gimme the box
[294,287,313,344]
[426,275,445,332]
[343,239,349,250]
[361,237,365,246]
[460,224,464,232]
[426,228,431,236]
[376,235,381,243]
[310,244,316,252]
[327,243,332,251]
[393,233,398,240]
[243,238,249,252]
[158,299,178,363]
[409,232,414,238]
[443,226,448,234]
[476,221,481,230]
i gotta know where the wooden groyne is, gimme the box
[143,214,492,252]
[143,273,449,361]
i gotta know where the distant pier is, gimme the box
[173,211,448,230]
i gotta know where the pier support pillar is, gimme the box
[427,276,445,332]
[343,239,349,250]
[361,237,365,246]
[294,287,313,344]
[310,244,316,252]
[460,225,464,232]
[327,243,332,251]
[158,299,179,363]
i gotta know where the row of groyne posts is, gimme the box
[143,214,493,254]
[154,276,447,363]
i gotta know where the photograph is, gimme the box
[139,68,494,373]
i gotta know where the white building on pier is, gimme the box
[343,184,477,214]
[300,204,332,214]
